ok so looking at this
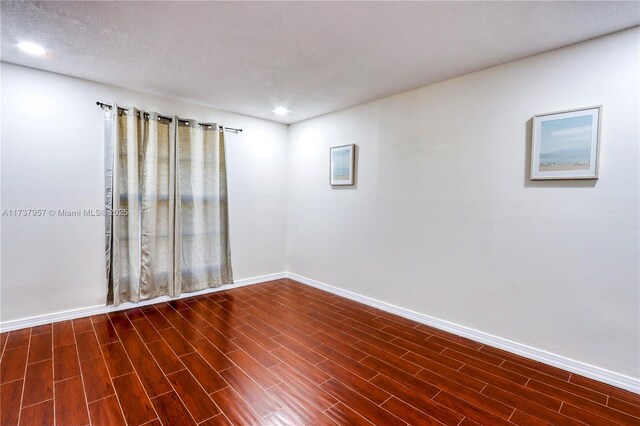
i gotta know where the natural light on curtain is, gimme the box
[104,104,233,305]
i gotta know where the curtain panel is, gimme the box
[104,105,233,305]
[175,119,233,295]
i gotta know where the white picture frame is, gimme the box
[330,144,355,186]
[530,106,601,180]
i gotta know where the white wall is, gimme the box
[1,62,288,323]
[286,29,640,378]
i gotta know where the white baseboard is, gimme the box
[0,272,286,333]
[286,272,640,394]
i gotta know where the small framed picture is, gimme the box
[330,144,356,186]
[530,106,601,180]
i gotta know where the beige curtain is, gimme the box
[105,105,232,305]
[175,119,233,294]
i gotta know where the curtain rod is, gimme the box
[96,101,243,133]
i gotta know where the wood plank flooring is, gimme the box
[1,278,638,425]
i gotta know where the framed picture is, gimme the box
[530,106,601,180]
[330,144,355,186]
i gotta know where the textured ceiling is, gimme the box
[1,1,639,124]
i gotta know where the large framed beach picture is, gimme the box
[330,144,355,186]
[530,106,601,180]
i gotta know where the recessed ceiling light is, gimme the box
[273,107,288,116]
[18,42,46,55]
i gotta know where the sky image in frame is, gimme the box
[332,148,351,179]
[539,114,593,166]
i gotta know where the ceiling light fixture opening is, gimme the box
[273,107,289,116]
[18,41,46,55]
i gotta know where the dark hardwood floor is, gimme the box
[1,279,638,425]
